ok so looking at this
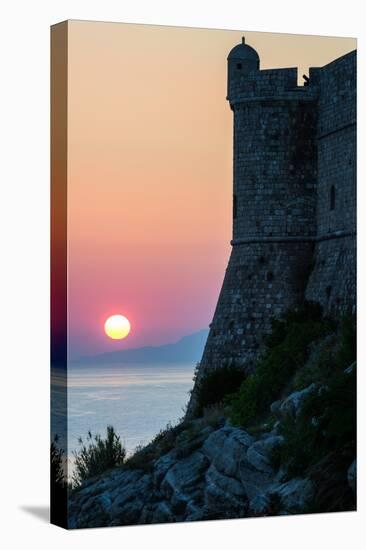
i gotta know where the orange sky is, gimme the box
[67,21,356,359]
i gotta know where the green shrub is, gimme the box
[336,315,356,368]
[272,316,356,480]
[228,302,332,426]
[306,443,356,513]
[124,444,153,472]
[275,366,356,478]
[195,364,247,415]
[51,436,67,489]
[51,435,69,525]
[202,404,226,428]
[265,301,324,349]
[291,331,340,391]
[124,422,185,472]
[73,426,126,486]
[292,315,356,391]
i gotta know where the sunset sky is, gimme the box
[66,21,356,359]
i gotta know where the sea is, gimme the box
[52,363,195,477]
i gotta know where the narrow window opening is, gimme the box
[236,63,242,70]
[330,185,336,211]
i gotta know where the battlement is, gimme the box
[317,50,356,138]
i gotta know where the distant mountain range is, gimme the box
[72,329,209,366]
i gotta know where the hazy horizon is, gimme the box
[70,327,209,364]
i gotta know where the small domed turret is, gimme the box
[227,37,260,98]
[228,37,260,66]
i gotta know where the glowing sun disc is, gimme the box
[104,315,131,340]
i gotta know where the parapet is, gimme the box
[228,66,319,107]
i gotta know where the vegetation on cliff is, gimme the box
[227,302,334,426]
[50,436,69,526]
[73,426,126,487]
[271,315,356,511]
[187,302,356,514]
[194,364,247,416]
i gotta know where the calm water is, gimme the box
[52,364,195,476]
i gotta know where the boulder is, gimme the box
[203,426,273,503]
[201,426,234,461]
[277,384,318,420]
[204,464,248,515]
[150,501,175,524]
[173,425,215,459]
[205,427,254,478]
[109,473,152,524]
[238,462,273,501]
[152,452,176,488]
[160,451,208,501]
[246,436,284,474]
[270,399,282,418]
[270,477,315,514]
[249,493,271,515]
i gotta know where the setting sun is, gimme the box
[104,314,131,340]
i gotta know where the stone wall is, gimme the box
[188,240,314,408]
[187,47,356,417]
[305,51,356,314]
[305,236,356,315]
[232,98,317,241]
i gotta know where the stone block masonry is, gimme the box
[305,51,356,315]
[187,40,356,417]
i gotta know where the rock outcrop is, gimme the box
[68,371,356,528]
[68,404,315,528]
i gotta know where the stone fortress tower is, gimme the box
[187,38,356,416]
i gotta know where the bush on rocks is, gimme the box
[73,426,126,487]
[228,302,333,426]
[195,364,247,415]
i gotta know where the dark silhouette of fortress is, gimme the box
[188,38,356,416]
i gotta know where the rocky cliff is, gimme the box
[68,380,355,528]
[68,313,356,528]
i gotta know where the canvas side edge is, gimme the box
[50,20,69,529]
